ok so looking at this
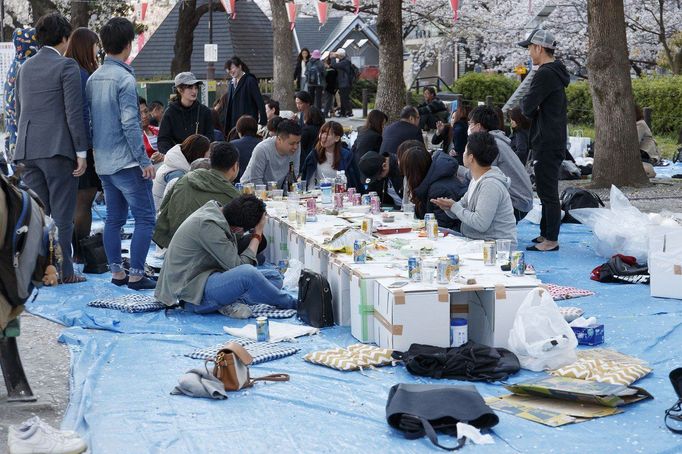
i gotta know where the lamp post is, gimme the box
[207,0,215,81]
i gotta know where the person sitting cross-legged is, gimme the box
[155,195,296,313]
[431,132,517,249]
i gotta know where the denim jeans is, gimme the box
[186,265,296,314]
[99,166,155,277]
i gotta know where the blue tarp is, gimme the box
[27,222,682,453]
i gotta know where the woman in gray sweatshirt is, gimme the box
[431,132,517,249]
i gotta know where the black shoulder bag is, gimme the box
[296,269,334,328]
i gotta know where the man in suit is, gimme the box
[14,12,88,283]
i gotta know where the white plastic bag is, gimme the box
[282,259,303,291]
[570,185,652,261]
[508,288,578,371]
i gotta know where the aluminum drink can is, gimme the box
[352,193,361,206]
[306,197,317,215]
[278,259,289,274]
[370,196,380,214]
[235,182,244,194]
[347,187,356,198]
[437,257,450,284]
[447,254,460,280]
[361,217,373,235]
[408,257,422,282]
[353,240,367,263]
[511,251,526,276]
[426,219,438,240]
[483,241,496,266]
[424,213,435,222]
[333,192,344,210]
[361,194,371,206]
[368,191,378,197]
[256,316,269,342]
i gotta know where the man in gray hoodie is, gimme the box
[155,195,296,312]
[467,106,533,222]
[240,119,301,187]
[432,132,517,248]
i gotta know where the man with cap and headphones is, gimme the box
[358,150,403,210]
[331,48,353,117]
[518,29,570,252]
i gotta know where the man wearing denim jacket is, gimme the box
[86,18,157,290]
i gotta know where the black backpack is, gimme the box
[560,187,604,224]
[0,173,54,306]
[297,269,334,328]
[590,254,650,284]
[665,367,682,434]
[350,63,360,83]
[393,341,521,382]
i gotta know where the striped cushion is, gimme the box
[551,349,651,386]
[88,294,166,313]
[304,344,395,371]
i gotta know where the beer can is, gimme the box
[437,257,450,284]
[483,241,496,266]
[256,316,269,342]
[353,240,367,263]
[408,257,422,282]
[306,197,317,215]
[511,251,526,276]
[352,193,361,206]
[370,196,380,214]
[361,217,373,235]
[361,194,371,206]
[424,213,435,222]
[333,192,344,210]
[426,219,439,240]
[278,259,289,274]
[235,182,244,194]
[347,187,356,198]
[447,254,460,280]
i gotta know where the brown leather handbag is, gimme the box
[206,342,290,391]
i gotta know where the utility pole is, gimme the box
[206,0,215,81]
[1,0,5,42]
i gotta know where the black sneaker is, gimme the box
[128,276,157,291]
[111,276,129,286]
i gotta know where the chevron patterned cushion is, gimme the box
[304,344,395,371]
[550,349,652,386]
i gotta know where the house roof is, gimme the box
[294,15,379,54]
[132,0,273,80]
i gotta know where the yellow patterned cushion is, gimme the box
[550,349,651,386]
[304,344,395,371]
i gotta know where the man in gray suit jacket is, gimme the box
[14,12,88,283]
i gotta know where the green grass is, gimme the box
[569,123,679,160]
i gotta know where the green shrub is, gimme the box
[565,77,682,136]
[350,79,378,108]
[451,73,520,106]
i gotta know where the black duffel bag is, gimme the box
[296,269,334,328]
[560,187,605,223]
[392,341,520,382]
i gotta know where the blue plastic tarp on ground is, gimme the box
[26,222,682,453]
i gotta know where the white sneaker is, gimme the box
[16,417,79,439]
[8,421,87,454]
[218,302,253,319]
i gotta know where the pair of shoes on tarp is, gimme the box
[8,416,86,454]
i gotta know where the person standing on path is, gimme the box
[218,56,267,135]
[331,48,353,117]
[87,17,157,290]
[519,29,570,252]
[14,12,88,284]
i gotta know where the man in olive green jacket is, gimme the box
[153,142,240,249]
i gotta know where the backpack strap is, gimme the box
[251,373,290,383]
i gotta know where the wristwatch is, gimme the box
[251,233,263,242]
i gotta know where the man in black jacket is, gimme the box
[358,151,403,209]
[379,106,424,156]
[331,48,353,117]
[519,28,570,252]
[417,87,448,131]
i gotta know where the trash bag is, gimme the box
[283,259,304,291]
[507,288,578,371]
[569,185,652,261]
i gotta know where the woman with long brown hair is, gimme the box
[302,120,360,190]
[65,27,101,269]
[352,109,388,165]
[401,144,467,229]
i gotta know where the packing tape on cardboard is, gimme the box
[461,285,484,292]
[450,304,469,314]
[394,290,405,305]
[373,311,403,336]
[674,264,682,275]
[438,287,449,302]
[495,284,507,300]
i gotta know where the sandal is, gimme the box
[60,274,88,284]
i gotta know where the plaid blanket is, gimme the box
[88,294,166,313]
[186,337,300,365]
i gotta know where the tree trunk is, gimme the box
[171,0,199,76]
[70,0,90,28]
[375,0,405,121]
[29,0,58,23]
[269,0,295,111]
[587,0,648,188]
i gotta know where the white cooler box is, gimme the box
[649,226,682,300]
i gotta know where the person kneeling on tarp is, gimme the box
[431,132,517,249]
[155,195,296,313]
